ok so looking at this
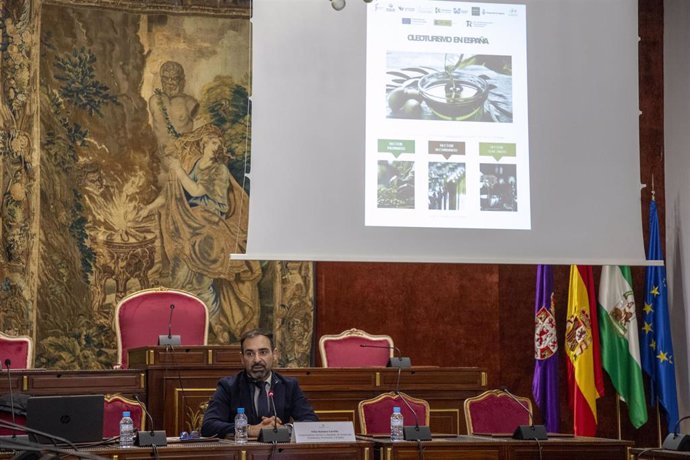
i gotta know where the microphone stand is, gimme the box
[358,344,411,368]
[394,391,431,441]
[500,387,547,440]
[133,395,167,447]
[389,360,430,441]
[158,304,181,346]
[662,415,690,451]
[258,387,290,443]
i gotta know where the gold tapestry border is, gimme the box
[41,0,251,18]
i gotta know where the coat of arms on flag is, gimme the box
[534,294,557,360]
[566,309,593,359]
[608,289,635,336]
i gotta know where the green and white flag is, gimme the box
[597,265,648,428]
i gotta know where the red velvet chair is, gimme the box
[357,391,430,435]
[115,287,209,369]
[0,332,33,369]
[0,330,31,435]
[0,331,31,435]
[103,393,146,438]
[318,328,394,367]
[463,389,533,435]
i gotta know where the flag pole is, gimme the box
[657,402,662,447]
[615,394,621,440]
[653,178,659,449]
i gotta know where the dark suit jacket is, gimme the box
[200,370,318,438]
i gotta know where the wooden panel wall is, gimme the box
[316,0,663,446]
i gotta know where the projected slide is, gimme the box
[365,0,530,229]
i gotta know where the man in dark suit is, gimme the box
[201,328,318,438]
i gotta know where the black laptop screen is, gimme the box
[26,394,104,444]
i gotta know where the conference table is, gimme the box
[0,435,634,460]
[363,435,633,460]
[0,439,374,459]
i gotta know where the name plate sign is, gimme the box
[291,421,356,443]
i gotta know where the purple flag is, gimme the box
[532,264,560,433]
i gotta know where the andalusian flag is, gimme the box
[640,197,679,433]
[565,265,604,436]
[597,265,648,428]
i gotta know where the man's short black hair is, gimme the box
[240,328,275,352]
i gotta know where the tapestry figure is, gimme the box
[149,61,200,153]
[140,123,261,342]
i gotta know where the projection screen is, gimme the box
[238,0,646,265]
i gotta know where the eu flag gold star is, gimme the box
[643,303,654,314]
[657,351,669,363]
[650,339,657,350]
[651,286,660,297]
[642,322,653,334]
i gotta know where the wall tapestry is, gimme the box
[0,0,314,370]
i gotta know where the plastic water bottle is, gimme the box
[390,406,404,441]
[235,407,248,444]
[119,411,135,448]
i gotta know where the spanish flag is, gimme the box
[565,265,604,436]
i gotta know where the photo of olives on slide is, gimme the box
[479,163,517,212]
[378,160,415,209]
[428,162,466,211]
[386,51,512,122]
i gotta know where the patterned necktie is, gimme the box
[255,381,270,418]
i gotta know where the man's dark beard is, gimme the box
[249,364,268,379]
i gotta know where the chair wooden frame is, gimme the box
[358,391,430,435]
[104,393,146,433]
[0,331,33,369]
[318,328,394,367]
[114,286,209,368]
[463,389,533,435]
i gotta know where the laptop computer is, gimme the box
[26,394,104,444]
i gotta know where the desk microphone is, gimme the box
[4,359,16,438]
[500,387,548,440]
[258,389,290,443]
[662,415,690,451]
[158,304,181,346]
[268,391,277,430]
[133,394,167,447]
[358,344,411,368]
[167,304,174,339]
[394,390,431,441]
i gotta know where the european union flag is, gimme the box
[640,196,679,433]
